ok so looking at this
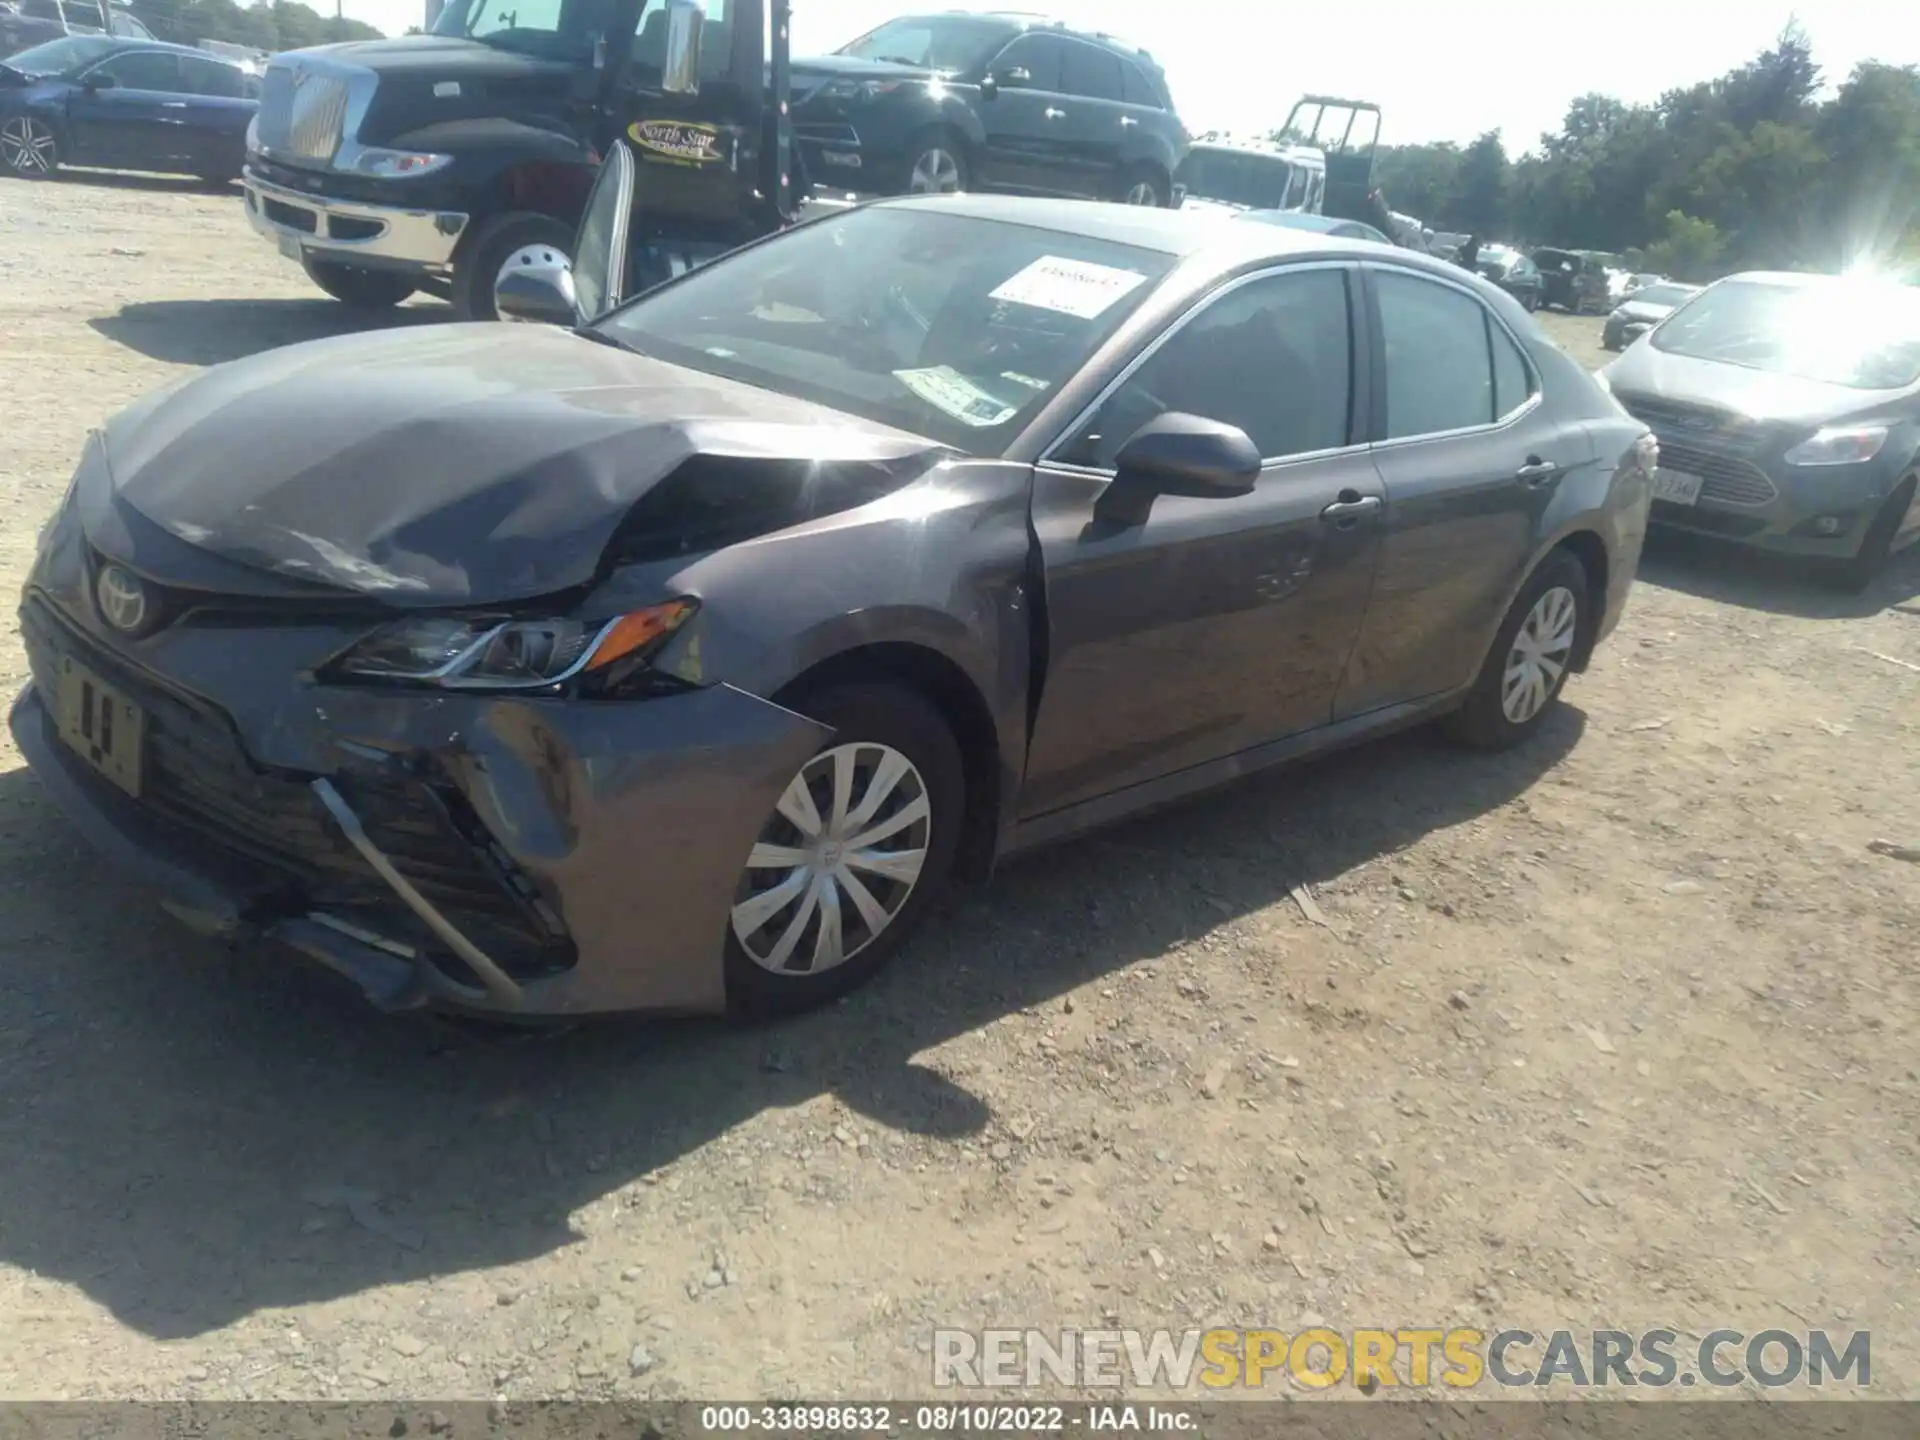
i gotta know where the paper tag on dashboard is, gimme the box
[893,366,1019,427]
[990,256,1149,319]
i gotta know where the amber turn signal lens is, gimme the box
[585,600,697,672]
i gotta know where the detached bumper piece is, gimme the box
[15,601,570,1012]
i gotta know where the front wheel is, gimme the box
[452,211,575,323]
[1821,475,1916,594]
[724,682,965,1015]
[1443,550,1589,751]
[0,115,59,178]
[302,258,416,309]
[905,131,969,196]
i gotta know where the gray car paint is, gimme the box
[15,196,1652,1017]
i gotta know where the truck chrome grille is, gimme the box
[257,63,349,165]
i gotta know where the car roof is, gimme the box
[870,193,1455,272]
[919,10,1164,70]
[56,34,238,60]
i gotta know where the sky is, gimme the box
[342,0,1920,153]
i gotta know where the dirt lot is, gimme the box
[1,174,1918,1406]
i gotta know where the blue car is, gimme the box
[0,35,256,182]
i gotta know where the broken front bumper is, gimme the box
[11,598,828,1018]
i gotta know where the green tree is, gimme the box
[1638,211,1727,281]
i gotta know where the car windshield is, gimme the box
[1477,250,1517,275]
[1177,150,1293,210]
[837,15,1013,73]
[430,0,622,62]
[1631,284,1694,308]
[1651,279,1920,390]
[1,32,114,73]
[598,207,1176,454]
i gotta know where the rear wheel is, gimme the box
[723,682,964,1015]
[1443,550,1589,751]
[0,115,59,178]
[302,257,416,309]
[1114,164,1167,207]
[452,211,574,323]
[1821,475,1916,594]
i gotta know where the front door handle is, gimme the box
[1516,457,1565,487]
[1120,115,1137,126]
[1320,492,1383,528]
[1044,107,1066,120]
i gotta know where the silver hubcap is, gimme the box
[1,117,55,175]
[1502,585,1578,724]
[1124,180,1157,206]
[492,242,570,319]
[731,741,931,976]
[909,147,962,194]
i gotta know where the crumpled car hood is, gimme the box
[94,323,944,606]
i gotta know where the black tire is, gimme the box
[1112,162,1168,208]
[302,258,416,309]
[1443,549,1591,751]
[1820,475,1915,594]
[452,211,575,323]
[0,114,60,179]
[723,682,965,1015]
[903,128,969,196]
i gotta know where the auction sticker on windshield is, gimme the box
[1652,468,1704,506]
[894,367,1020,427]
[990,256,1149,320]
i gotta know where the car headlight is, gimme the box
[332,600,696,691]
[349,147,454,178]
[1783,424,1890,467]
[819,77,905,103]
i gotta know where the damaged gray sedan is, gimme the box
[12,144,1655,1018]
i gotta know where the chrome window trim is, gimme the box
[1037,259,1367,476]
[1364,261,1544,452]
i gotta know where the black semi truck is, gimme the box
[241,0,802,320]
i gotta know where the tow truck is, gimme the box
[1176,96,1403,239]
[241,0,812,321]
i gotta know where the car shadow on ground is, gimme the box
[0,706,1582,1338]
[90,298,450,367]
[1638,527,1920,620]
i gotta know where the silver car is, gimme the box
[1601,271,1920,590]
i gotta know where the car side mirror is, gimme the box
[660,0,703,95]
[1093,412,1260,528]
[494,248,580,326]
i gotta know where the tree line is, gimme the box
[126,0,382,53]
[1350,27,1920,282]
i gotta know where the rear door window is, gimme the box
[1374,269,1498,437]
[180,55,245,97]
[1060,40,1123,102]
[1119,61,1160,108]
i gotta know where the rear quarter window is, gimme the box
[1120,60,1162,108]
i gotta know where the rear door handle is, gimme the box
[1044,107,1066,120]
[1516,458,1565,487]
[1320,493,1383,528]
[1120,115,1137,126]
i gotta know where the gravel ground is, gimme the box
[2,173,1918,1404]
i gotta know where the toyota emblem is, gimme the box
[95,565,151,635]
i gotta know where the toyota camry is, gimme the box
[12,163,1654,1019]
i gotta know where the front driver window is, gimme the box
[1059,267,1354,470]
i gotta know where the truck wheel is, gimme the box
[453,212,575,323]
[302,258,416,309]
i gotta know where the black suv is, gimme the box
[791,12,1187,207]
